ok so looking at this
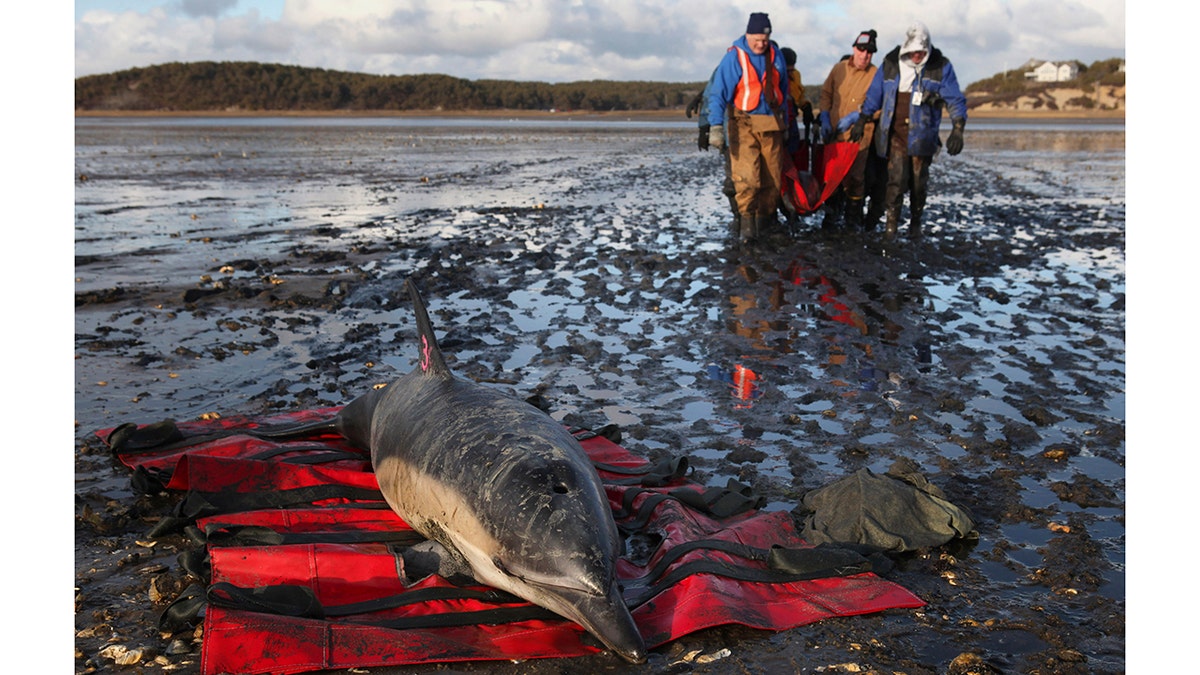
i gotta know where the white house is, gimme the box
[1028,61,1079,82]
[1054,62,1079,81]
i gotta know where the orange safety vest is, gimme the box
[731,44,783,113]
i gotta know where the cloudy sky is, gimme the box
[74,0,1126,88]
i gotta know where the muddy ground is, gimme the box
[74,117,1125,674]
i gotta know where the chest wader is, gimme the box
[729,111,785,244]
[728,47,786,245]
[883,91,931,240]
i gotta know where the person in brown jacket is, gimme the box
[818,29,887,230]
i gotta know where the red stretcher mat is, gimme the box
[784,140,861,215]
[99,408,923,675]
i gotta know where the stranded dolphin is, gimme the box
[332,278,647,663]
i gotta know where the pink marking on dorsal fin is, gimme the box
[421,335,433,373]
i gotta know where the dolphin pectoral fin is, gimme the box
[398,540,475,585]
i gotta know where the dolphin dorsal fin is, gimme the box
[405,278,452,378]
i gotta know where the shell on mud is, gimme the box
[671,647,732,666]
[822,663,866,673]
[165,639,192,655]
[98,645,144,666]
[947,652,1003,675]
[148,576,166,603]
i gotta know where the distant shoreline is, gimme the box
[74,107,1124,124]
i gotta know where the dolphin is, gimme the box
[332,278,647,663]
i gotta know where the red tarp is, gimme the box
[99,408,923,675]
[783,140,861,215]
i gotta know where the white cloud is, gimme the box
[212,11,294,54]
[74,0,1127,86]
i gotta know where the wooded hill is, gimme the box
[75,59,1125,115]
[74,61,708,113]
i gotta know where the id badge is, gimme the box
[912,90,924,106]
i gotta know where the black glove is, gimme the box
[849,114,867,143]
[800,101,814,128]
[946,119,964,156]
[698,123,710,151]
[685,92,704,119]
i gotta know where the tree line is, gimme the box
[75,58,1124,115]
[75,61,708,113]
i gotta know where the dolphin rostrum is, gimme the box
[333,278,647,663]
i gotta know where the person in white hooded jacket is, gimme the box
[851,22,967,239]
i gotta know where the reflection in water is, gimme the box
[782,258,879,394]
[783,259,868,336]
[707,363,762,408]
[725,265,793,354]
[721,253,937,400]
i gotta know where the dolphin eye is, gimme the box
[553,482,569,495]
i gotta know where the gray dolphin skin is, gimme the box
[333,278,647,664]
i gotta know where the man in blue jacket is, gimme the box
[705,12,789,244]
[852,22,966,239]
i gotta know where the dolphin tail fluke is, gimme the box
[405,278,452,378]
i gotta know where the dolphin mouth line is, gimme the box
[522,577,607,599]
[493,556,607,597]
[499,564,609,595]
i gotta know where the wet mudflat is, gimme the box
[74,116,1125,674]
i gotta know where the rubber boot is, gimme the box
[821,192,843,231]
[907,218,922,239]
[759,210,779,238]
[864,200,883,231]
[821,206,838,231]
[739,212,758,244]
[884,208,899,241]
[844,198,864,229]
[908,205,923,239]
[723,168,738,217]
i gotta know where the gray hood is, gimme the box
[900,22,931,58]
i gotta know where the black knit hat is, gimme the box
[853,29,877,53]
[746,12,771,35]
